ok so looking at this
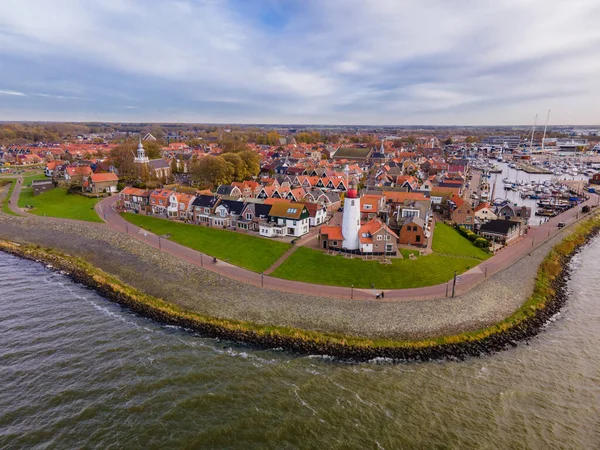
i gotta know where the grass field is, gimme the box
[272,222,490,289]
[271,247,478,289]
[18,187,103,223]
[432,222,490,259]
[122,213,290,272]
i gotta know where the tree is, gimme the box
[143,140,162,159]
[109,142,137,178]
[220,137,250,153]
[190,155,234,187]
[444,137,454,145]
[465,136,477,144]
[221,152,248,181]
[238,150,261,179]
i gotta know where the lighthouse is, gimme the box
[342,177,361,250]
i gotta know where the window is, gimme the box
[377,235,383,241]
[205,208,210,214]
[363,204,372,210]
[385,235,391,240]
[386,244,394,252]
[220,209,226,217]
[416,235,421,243]
[246,213,252,220]
[332,241,338,246]
[286,208,297,214]
[159,200,164,205]
[179,202,185,209]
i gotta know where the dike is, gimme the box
[1,217,599,363]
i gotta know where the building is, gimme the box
[31,179,54,196]
[479,219,522,245]
[119,187,151,212]
[481,136,521,150]
[87,172,119,194]
[398,216,426,246]
[263,201,310,237]
[342,182,361,250]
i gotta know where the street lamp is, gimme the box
[261,272,264,288]
[451,271,457,298]
[200,253,203,267]
[351,284,354,300]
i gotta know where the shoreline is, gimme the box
[2,216,598,362]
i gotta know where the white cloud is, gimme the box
[0,89,26,96]
[0,0,599,123]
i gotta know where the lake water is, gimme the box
[1,242,600,449]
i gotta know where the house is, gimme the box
[149,189,173,215]
[474,202,497,223]
[120,187,151,212]
[449,194,474,230]
[216,184,243,198]
[238,202,272,231]
[213,199,246,227]
[360,194,385,220]
[496,203,531,225]
[302,202,327,227]
[262,201,310,237]
[167,192,196,220]
[358,219,399,255]
[319,225,345,250]
[87,172,119,194]
[64,165,93,182]
[398,216,426,246]
[192,194,221,224]
[479,219,522,245]
[45,161,61,177]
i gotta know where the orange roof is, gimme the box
[320,225,344,240]
[263,197,290,205]
[450,194,465,208]
[90,172,118,182]
[120,187,148,196]
[384,191,427,203]
[474,202,492,212]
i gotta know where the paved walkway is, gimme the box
[5,178,599,302]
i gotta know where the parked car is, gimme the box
[557,222,566,228]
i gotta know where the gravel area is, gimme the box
[0,185,573,339]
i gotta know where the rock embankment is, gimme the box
[0,183,598,352]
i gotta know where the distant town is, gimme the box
[1,121,599,288]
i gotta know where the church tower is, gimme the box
[134,136,149,164]
[342,174,361,251]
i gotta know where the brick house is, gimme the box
[398,216,426,246]
[87,172,119,194]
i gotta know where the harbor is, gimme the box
[470,159,590,225]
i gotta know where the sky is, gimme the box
[0,0,599,125]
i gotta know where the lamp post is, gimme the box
[451,271,457,298]
[485,265,488,278]
[125,222,128,234]
[261,272,264,288]
[158,235,161,250]
[351,284,354,300]
[446,281,449,297]
[200,253,203,267]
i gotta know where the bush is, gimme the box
[474,237,490,248]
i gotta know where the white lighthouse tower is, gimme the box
[134,136,149,164]
[342,174,361,251]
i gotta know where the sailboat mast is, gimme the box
[541,109,550,151]
[530,114,538,150]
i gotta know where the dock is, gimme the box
[515,163,553,174]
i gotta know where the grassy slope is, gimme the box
[1,180,18,216]
[122,213,290,273]
[271,247,476,289]
[18,187,102,223]
[432,222,490,259]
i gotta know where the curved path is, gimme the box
[1,180,598,340]
[94,192,599,301]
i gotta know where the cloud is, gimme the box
[0,0,599,124]
[0,89,26,96]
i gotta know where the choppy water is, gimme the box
[1,239,600,449]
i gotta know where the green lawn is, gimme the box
[18,187,103,223]
[122,213,290,272]
[432,222,490,259]
[271,247,478,289]
[1,180,18,216]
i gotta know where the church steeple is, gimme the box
[134,135,149,164]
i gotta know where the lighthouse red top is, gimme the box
[346,178,358,198]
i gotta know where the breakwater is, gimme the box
[2,215,599,361]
